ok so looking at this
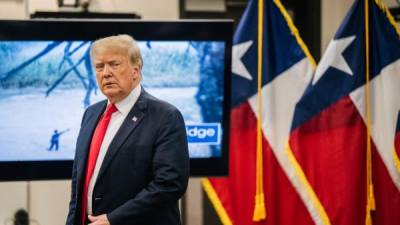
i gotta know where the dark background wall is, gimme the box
[180,0,321,60]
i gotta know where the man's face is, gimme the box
[94,52,140,103]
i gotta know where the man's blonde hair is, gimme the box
[90,34,143,69]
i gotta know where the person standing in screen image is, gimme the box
[66,34,189,225]
[48,129,69,151]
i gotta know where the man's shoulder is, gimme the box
[88,99,107,109]
[84,99,107,115]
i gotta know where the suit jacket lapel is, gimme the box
[96,90,148,182]
[76,101,107,187]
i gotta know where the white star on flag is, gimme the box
[232,40,253,80]
[312,35,356,85]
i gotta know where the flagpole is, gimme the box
[364,1,376,225]
[253,0,267,222]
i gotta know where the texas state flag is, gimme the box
[289,0,400,224]
[203,0,318,224]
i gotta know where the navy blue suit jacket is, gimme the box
[66,88,189,225]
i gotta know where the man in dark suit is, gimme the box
[66,35,189,225]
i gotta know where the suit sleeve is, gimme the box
[65,109,88,225]
[107,107,189,225]
[65,157,78,225]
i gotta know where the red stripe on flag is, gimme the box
[289,96,367,225]
[372,144,400,225]
[209,102,313,225]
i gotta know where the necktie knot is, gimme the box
[105,104,117,117]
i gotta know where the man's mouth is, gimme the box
[104,82,115,87]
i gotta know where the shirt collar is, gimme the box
[109,84,141,116]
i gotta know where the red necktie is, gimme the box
[81,104,117,225]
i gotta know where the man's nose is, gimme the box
[102,64,112,77]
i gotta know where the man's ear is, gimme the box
[132,67,140,80]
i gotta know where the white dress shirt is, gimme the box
[87,84,141,215]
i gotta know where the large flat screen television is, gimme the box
[0,20,232,180]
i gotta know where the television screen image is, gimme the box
[0,20,232,179]
[0,40,224,160]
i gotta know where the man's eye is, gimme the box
[110,63,120,68]
[95,65,104,71]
